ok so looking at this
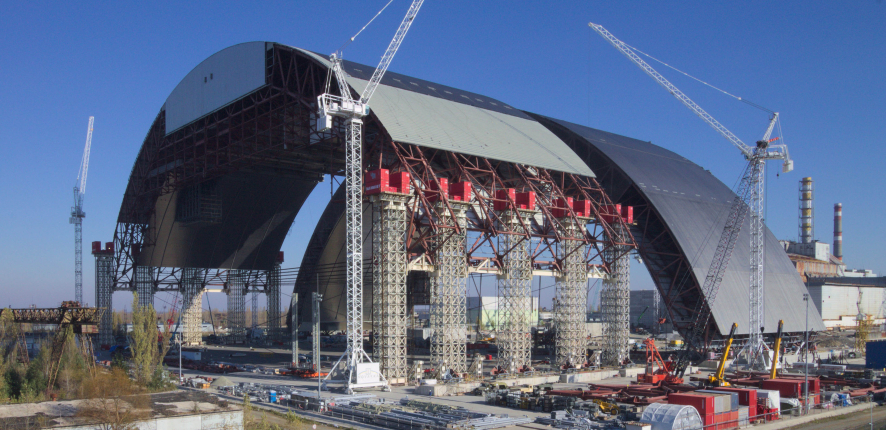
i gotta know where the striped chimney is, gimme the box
[799,177,814,243]
[834,203,843,260]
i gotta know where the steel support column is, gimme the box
[94,252,114,346]
[554,218,588,368]
[267,262,281,342]
[601,225,631,366]
[181,267,203,346]
[430,202,469,375]
[135,266,154,309]
[227,270,246,344]
[371,193,408,383]
[497,209,535,373]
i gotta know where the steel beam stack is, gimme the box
[497,210,534,373]
[430,202,469,374]
[371,193,408,383]
[554,218,588,368]
[267,262,281,342]
[601,226,630,366]
[135,266,154,309]
[94,248,114,346]
[181,267,204,346]
[227,270,246,344]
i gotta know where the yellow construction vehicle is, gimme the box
[707,323,738,387]
[769,320,784,379]
[591,399,619,415]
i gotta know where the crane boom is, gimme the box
[588,22,794,373]
[76,117,94,197]
[319,0,425,394]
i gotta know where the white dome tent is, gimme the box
[639,403,703,430]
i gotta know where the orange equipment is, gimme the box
[637,338,683,384]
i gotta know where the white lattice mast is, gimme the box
[71,116,94,304]
[601,224,631,366]
[251,287,259,332]
[747,158,766,365]
[181,268,204,346]
[554,217,589,368]
[430,201,469,375]
[371,193,408,383]
[318,0,424,393]
[497,209,534,373]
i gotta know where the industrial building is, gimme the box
[94,41,821,384]
[466,296,539,331]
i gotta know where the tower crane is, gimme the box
[318,0,424,394]
[70,116,94,304]
[588,23,793,375]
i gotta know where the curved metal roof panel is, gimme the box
[542,117,824,334]
[296,47,594,177]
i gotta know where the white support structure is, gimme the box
[430,202,469,375]
[371,193,409,383]
[71,116,94,304]
[601,226,631,366]
[135,266,155,309]
[554,218,588,369]
[227,270,246,344]
[267,263,281,342]
[181,267,204,346]
[94,251,114,346]
[496,210,534,373]
[652,286,662,336]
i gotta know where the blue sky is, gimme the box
[1,1,883,311]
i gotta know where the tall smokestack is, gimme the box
[799,177,814,243]
[834,203,843,260]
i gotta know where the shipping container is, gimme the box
[552,197,573,218]
[494,189,516,211]
[516,191,536,210]
[390,172,410,194]
[667,392,715,416]
[365,169,390,195]
[706,387,757,417]
[449,181,471,202]
[697,390,738,411]
[572,199,591,217]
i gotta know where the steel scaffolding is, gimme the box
[181,267,203,346]
[554,218,588,368]
[135,266,154,309]
[497,210,534,373]
[227,270,246,344]
[601,226,631,366]
[94,251,115,346]
[267,262,281,342]
[251,289,259,331]
[371,193,408,383]
[430,202,469,375]
[652,286,661,336]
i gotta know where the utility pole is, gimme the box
[804,293,809,414]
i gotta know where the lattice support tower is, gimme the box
[135,266,155,309]
[268,262,281,342]
[554,217,588,368]
[652,287,661,336]
[601,225,631,366]
[371,193,408,383]
[748,158,766,365]
[430,202,469,375]
[251,288,259,331]
[181,267,204,346]
[312,292,322,373]
[227,270,246,344]
[94,251,115,346]
[496,209,534,373]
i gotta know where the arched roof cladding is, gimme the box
[530,115,824,335]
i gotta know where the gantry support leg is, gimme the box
[430,202,469,376]
[602,226,631,366]
[554,218,588,369]
[135,266,155,309]
[371,193,408,383]
[497,209,535,374]
[267,263,282,343]
[227,270,246,344]
[181,268,204,346]
[94,252,114,346]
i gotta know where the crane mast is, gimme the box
[588,23,793,371]
[70,116,94,304]
[318,0,424,394]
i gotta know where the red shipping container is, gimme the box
[426,178,449,202]
[449,181,472,202]
[91,241,102,253]
[516,191,536,210]
[572,199,591,218]
[708,387,757,418]
[668,392,715,416]
[601,204,622,223]
[494,189,516,211]
[552,197,573,218]
[621,205,634,224]
[365,169,390,195]
[390,171,410,194]
[761,379,802,399]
